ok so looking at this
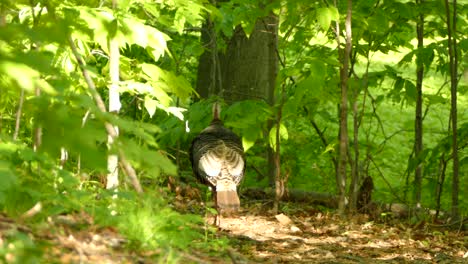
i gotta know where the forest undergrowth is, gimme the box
[1,188,466,264]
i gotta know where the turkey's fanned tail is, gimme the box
[216,190,240,213]
[215,170,241,213]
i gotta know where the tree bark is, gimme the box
[196,13,277,104]
[435,154,447,219]
[13,89,24,141]
[33,87,42,152]
[443,0,459,220]
[196,7,278,184]
[335,0,353,215]
[273,83,286,214]
[106,0,121,189]
[414,0,424,208]
[348,86,359,213]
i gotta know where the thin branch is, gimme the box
[77,110,91,175]
[67,35,143,193]
[369,155,404,203]
[13,89,25,140]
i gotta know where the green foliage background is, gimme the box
[0,0,467,261]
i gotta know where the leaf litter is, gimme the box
[211,203,467,264]
[0,202,466,263]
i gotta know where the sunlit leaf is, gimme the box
[329,6,339,21]
[144,97,157,118]
[317,7,332,30]
[174,9,186,35]
[242,136,255,152]
[323,143,336,154]
[166,107,186,121]
[269,123,288,150]
[0,61,56,94]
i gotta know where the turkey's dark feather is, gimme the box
[189,119,245,187]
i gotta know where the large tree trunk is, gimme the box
[197,15,277,104]
[414,0,424,208]
[196,11,278,185]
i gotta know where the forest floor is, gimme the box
[1,203,467,263]
[214,206,467,263]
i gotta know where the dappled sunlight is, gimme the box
[210,209,467,263]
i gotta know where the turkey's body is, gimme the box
[189,105,245,214]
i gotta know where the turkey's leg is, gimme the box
[212,190,221,226]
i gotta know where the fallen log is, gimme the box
[241,187,452,222]
[241,187,337,208]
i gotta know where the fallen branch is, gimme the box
[242,187,337,208]
[241,187,455,222]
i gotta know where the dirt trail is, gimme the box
[216,211,467,263]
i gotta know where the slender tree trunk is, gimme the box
[13,89,25,141]
[67,35,142,193]
[56,5,143,194]
[348,87,359,213]
[33,87,42,152]
[443,0,459,220]
[335,0,352,215]
[349,56,370,213]
[414,0,424,208]
[28,0,44,153]
[435,155,447,219]
[268,12,279,188]
[0,6,3,133]
[77,110,91,175]
[273,83,286,214]
[60,147,68,169]
[0,5,5,26]
[106,0,121,189]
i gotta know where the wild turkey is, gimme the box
[189,102,245,215]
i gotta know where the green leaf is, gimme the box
[0,161,18,205]
[0,161,18,191]
[174,9,186,35]
[367,10,389,34]
[419,47,435,69]
[426,94,447,105]
[121,17,170,61]
[64,6,114,51]
[317,8,332,30]
[166,107,186,121]
[141,63,161,78]
[269,123,289,150]
[329,6,339,21]
[144,97,157,118]
[242,136,255,152]
[404,80,416,102]
[0,61,55,94]
[323,143,336,154]
[121,81,153,94]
